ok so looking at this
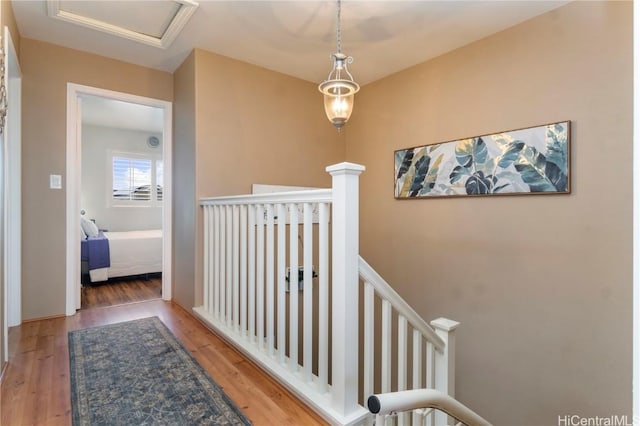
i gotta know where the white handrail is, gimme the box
[368,389,492,426]
[200,189,332,205]
[359,256,445,351]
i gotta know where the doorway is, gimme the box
[79,95,165,309]
[66,84,172,315]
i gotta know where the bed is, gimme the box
[81,228,163,283]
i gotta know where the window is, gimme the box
[156,159,163,201]
[111,154,163,204]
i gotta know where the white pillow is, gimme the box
[80,225,87,240]
[81,217,99,238]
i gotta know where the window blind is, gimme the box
[112,156,153,201]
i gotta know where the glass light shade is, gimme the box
[323,93,354,129]
[319,69,359,129]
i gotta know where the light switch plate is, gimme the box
[49,174,62,189]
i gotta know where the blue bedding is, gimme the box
[80,231,110,270]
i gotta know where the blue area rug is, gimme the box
[68,316,251,425]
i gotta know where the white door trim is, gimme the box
[65,83,172,315]
[633,0,639,419]
[5,27,22,328]
[3,25,21,361]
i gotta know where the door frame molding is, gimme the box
[5,27,21,328]
[633,0,639,418]
[3,27,21,364]
[65,83,172,315]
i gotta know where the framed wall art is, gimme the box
[394,121,570,199]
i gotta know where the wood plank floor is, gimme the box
[81,276,162,309]
[1,300,327,426]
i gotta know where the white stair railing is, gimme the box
[359,257,460,426]
[195,162,474,426]
[367,389,492,426]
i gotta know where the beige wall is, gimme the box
[20,39,172,319]
[346,2,632,424]
[171,48,344,309]
[194,49,344,197]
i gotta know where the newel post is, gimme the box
[327,162,366,420]
[431,317,460,426]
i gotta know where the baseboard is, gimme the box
[22,313,66,323]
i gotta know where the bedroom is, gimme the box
[79,94,165,308]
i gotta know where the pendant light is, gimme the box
[318,0,359,130]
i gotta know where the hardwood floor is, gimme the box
[1,300,327,426]
[81,276,162,309]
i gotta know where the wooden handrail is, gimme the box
[368,389,492,426]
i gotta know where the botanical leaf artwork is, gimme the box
[394,121,570,198]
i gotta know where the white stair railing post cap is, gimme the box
[430,318,460,332]
[326,162,366,175]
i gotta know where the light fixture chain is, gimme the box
[336,0,342,54]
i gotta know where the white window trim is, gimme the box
[107,149,163,208]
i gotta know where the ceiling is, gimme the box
[13,1,570,132]
[82,95,164,133]
[12,0,570,86]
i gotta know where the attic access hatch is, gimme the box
[46,0,199,49]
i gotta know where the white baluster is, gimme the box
[208,206,214,316]
[426,341,435,426]
[256,204,265,350]
[288,203,299,370]
[220,206,226,322]
[226,205,233,327]
[413,329,422,425]
[203,205,210,312]
[240,204,247,336]
[318,201,329,391]
[233,205,240,330]
[398,315,408,425]
[248,204,256,343]
[302,202,313,382]
[364,281,374,401]
[266,204,275,355]
[381,299,391,393]
[277,203,286,365]
[213,206,220,318]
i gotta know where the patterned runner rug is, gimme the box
[69,316,251,425]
